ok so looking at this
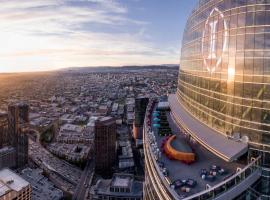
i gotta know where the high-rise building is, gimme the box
[17,131,28,168]
[8,104,19,148]
[0,112,8,148]
[95,117,116,176]
[143,1,270,199]
[0,147,16,169]
[178,0,270,165]
[133,98,149,140]
[18,103,29,124]
[17,103,29,168]
[0,103,29,169]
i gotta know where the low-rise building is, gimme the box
[21,168,63,200]
[48,143,91,163]
[118,141,134,170]
[57,123,93,144]
[90,173,143,200]
[0,168,32,200]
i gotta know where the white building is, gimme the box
[0,168,31,200]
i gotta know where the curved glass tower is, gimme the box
[143,1,270,200]
[178,0,270,153]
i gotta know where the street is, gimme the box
[72,159,95,200]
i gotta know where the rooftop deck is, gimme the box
[144,98,261,200]
[151,105,244,197]
[168,94,248,162]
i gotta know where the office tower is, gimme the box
[5,103,29,168]
[17,130,28,168]
[95,117,116,176]
[0,147,16,169]
[17,103,29,168]
[133,97,149,140]
[0,168,32,200]
[8,104,19,148]
[143,1,270,199]
[18,103,29,124]
[0,112,8,148]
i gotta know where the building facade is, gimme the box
[17,131,29,168]
[95,117,117,177]
[0,147,16,169]
[133,98,149,140]
[178,0,270,163]
[9,103,29,168]
[143,1,270,199]
[0,103,29,170]
[8,104,19,149]
[0,113,8,148]
[0,168,32,200]
[18,103,30,124]
[90,173,143,200]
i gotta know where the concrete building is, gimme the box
[21,168,63,200]
[48,143,91,163]
[118,141,135,171]
[8,104,19,149]
[0,147,16,169]
[0,168,31,200]
[18,103,30,124]
[90,173,143,200]
[57,123,93,144]
[133,97,148,140]
[17,131,28,169]
[95,117,116,177]
[126,98,135,125]
[0,112,8,148]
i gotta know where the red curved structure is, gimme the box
[163,135,195,163]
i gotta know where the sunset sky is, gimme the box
[0,0,196,72]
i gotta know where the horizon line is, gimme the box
[0,63,180,74]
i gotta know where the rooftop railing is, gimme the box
[184,156,261,200]
[143,99,262,200]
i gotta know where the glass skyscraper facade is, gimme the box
[143,1,270,199]
[178,0,270,158]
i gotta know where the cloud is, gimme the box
[0,0,178,72]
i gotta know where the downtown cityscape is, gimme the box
[0,0,270,200]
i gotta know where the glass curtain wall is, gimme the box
[178,0,270,152]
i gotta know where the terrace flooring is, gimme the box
[151,106,245,197]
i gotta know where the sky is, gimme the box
[0,0,197,73]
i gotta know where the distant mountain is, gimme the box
[60,64,179,73]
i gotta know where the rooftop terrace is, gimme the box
[151,105,244,197]
[144,98,261,199]
[169,94,248,162]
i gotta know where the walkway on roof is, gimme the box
[168,94,248,162]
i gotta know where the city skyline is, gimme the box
[0,0,196,73]
[0,1,270,199]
